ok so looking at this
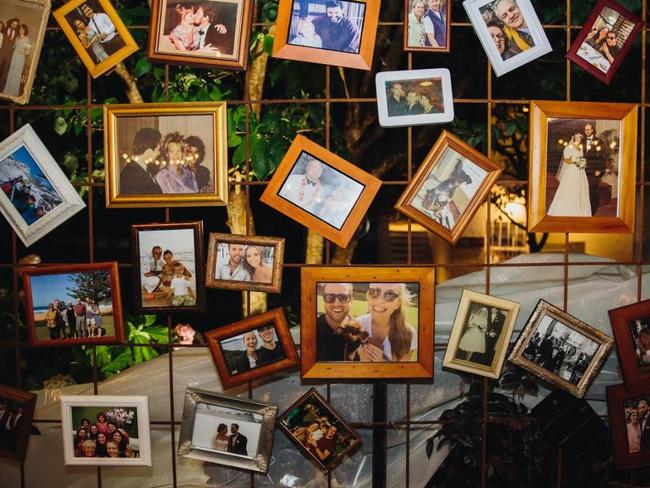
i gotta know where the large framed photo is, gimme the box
[607,384,650,468]
[375,69,454,128]
[272,0,380,70]
[463,0,552,77]
[301,266,434,379]
[260,135,381,248]
[395,130,502,244]
[60,395,151,466]
[403,0,450,52]
[22,262,125,346]
[0,124,86,247]
[278,388,361,472]
[131,221,205,314]
[0,0,50,104]
[178,387,277,473]
[509,299,614,398]
[205,308,299,389]
[567,0,643,85]
[0,385,37,462]
[53,0,138,78]
[148,0,253,70]
[104,102,228,208]
[609,300,650,392]
[443,290,520,379]
[528,100,637,233]
[205,233,285,293]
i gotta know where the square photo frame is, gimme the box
[609,299,650,392]
[528,100,637,233]
[394,130,502,244]
[205,233,285,293]
[205,308,299,389]
[606,383,650,468]
[566,0,643,85]
[148,0,253,70]
[278,388,361,472]
[260,135,381,248]
[442,289,520,379]
[0,124,86,248]
[53,0,139,78]
[131,221,205,314]
[463,0,552,77]
[300,266,435,379]
[375,69,454,128]
[403,0,451,52]
[272,0,380,70]
[509,299,614,398]
[22,262,125,346]
[178,387,278,473]
[0,385,37,462]
[104,102,228,208]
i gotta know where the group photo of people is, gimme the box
[218,324,286,375]
[315,281,419,362]
[384,78,444,118]
[70,407,140,459]
[628,317,650,368]
[405,0,448,49]
[288,0,364,53]
[214,241,274,284]
[0,396,28,455]
[480,0,536,61]
[454,302,507,367]
[624,396,650,454]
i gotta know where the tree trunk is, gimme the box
[247,25,275,119]
[114,63,143,103]
[306,229,324,264]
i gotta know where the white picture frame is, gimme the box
[375,68,454,128]
[60,395,152,466]
[0,124,86,247]
[463,0,552,77]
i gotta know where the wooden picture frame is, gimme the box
[278,387,361,472]
[606,383,650,468]
[395,130,502,244]
[148,0,253,70]
[53,0,138,78]
[131,221,205,314]
[271,0,380,70]
[609,299,650,392]
[104,102,229,208]
[204,308,299,389]
[566,0,643,85]
[22,262,125,346]
[528,100,637,233]
[0,385,37,462]
[205,233,285,293]
[442,289,520,379]
[403,0,451,52]
[260,135,381,248]
[509,299,614,398]
[301,266,434,379]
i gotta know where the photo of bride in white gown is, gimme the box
[547,132,592,217]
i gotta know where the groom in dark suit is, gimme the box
[582,122,606,214]
[228,423,248,456]
[119,128,162,195]
[194,4,230,54]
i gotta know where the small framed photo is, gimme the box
[278,388,361,472]
[178,387,278,473]
[60,395,151,466]
[0,385,37,462]
[205,308,299,389]
[0,0,50,104]
[205,233,285,293]
[22,262,125,346]
[375,69,454,128]
[509,299,614,398]
[300,266,434,379]
[0,124,86,247]
[53,0,138,78]
[395,130,502,244]
[260,135,381,248]
[148,0,253,70]
[272,0,380,70]
[567,0,643,85]
[609,299,650,392]
[403,0,450,52]
[442,289,520,379]
[103,102,228,208]
[463,0,552,77]
[606,384,650,468]
[528,100,638,233]
[131,221,205,314]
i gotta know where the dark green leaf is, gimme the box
[134,57,152,78]
[54,116,68,135]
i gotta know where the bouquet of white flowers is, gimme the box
[571,156,587,170]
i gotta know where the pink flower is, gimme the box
[174,323,196,345]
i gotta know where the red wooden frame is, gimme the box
[609,299,650,392]
[606,383,650,468]
[0,385,37,462]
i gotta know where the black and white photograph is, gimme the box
[0,385,37,462]
[629,316,650,369]
[454,303,508,365]
[404,0,449,51]
[218,324,287,376]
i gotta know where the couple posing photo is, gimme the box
[213,423,247,456]
[0,16,33,98]
[66,2,125,65]
[225,324,285,375]
[162,2,233,55]
[216,242,273,283]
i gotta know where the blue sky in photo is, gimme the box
[5,146,48,181]
[30,273,79,309]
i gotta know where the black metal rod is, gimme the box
[372,383,387,488]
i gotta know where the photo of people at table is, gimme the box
[218,325,286,375]
[214,241,275,284]
[479,0,536,61]
[384,78,444,117]
[70,406,140,459]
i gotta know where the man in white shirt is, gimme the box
[217,243,250,281]
[82,4,124,56]
[142,246,163,298]
[278,157,324,214]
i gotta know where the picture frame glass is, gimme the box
[214,241,275,284]
[478,0,537,61]
[453,301,511,367]
[405,0,448,49]
[384,76,446,118]
[217,324,287,375]
[629,316,650,370]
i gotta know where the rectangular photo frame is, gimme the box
[609,299,650,392]
[403,0,451,52]
[301,266,435,379]
[178,387,278,473]
[606,383,650,468]
[0,384,37,462]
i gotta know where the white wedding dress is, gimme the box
[547,143,592,217]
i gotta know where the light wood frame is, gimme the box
[609,299,650,392]
[606,383,650,468]
[260,134,381,248]
[300,266,435,379]
[395,130,502,244]
[0,385,37,462]
[527,100,638,233]
[402,0,451,53]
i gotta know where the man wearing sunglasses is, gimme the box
[317,283,356,361]
[599,31,621,65]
